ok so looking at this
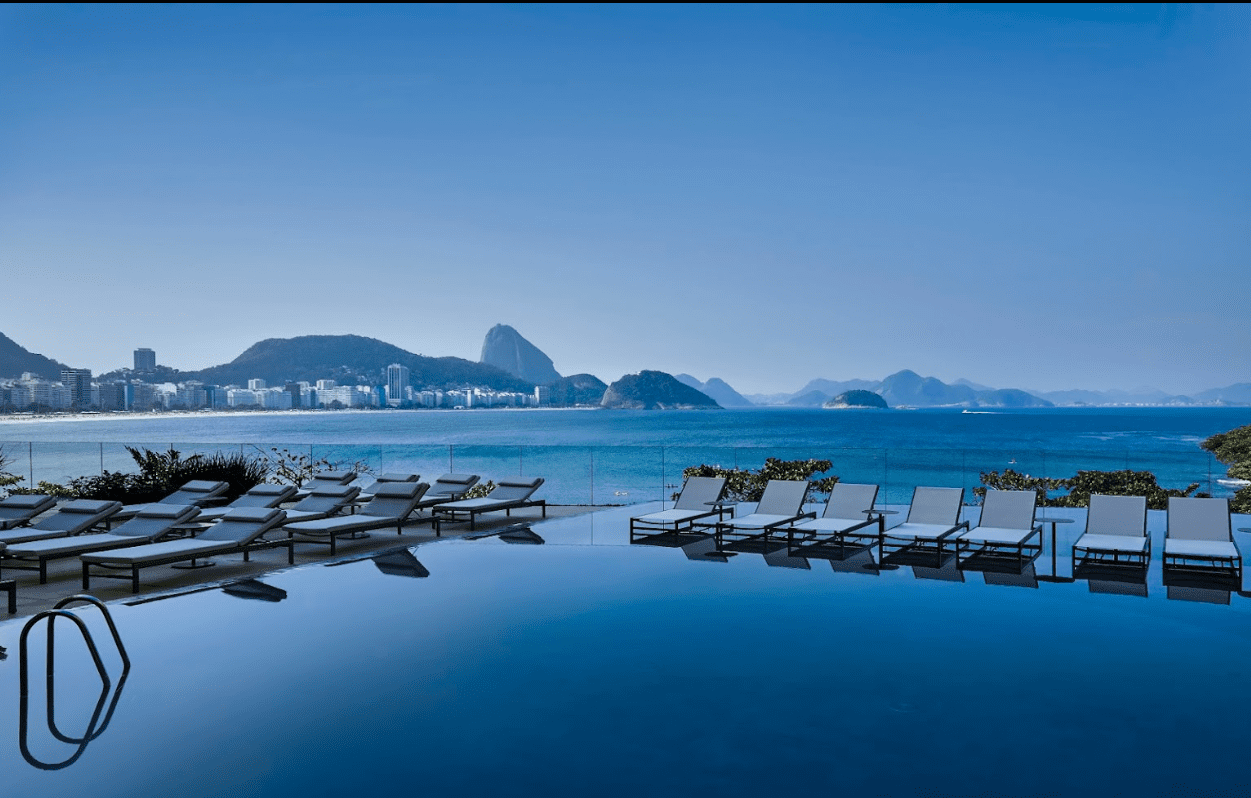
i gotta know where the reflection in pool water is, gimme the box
[2,505,1250,796]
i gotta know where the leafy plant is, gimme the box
[461,480,497,500]
[260,447,374,487]
[681,458,838,503]
[0,443,23,495]
[1202,425,1251,467]
[976,468,1200,511]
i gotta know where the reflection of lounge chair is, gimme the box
[1072,494,1149,577]
[287,482,430,554]
[0,499,122,545]
[954,490,1041,572]
[279,485,361,524]
[1163,497,1240,583]
[81,507,289,592]
[630,477,728,538]
[0,494,57,530]
[114,480,228,521]
[787,483,881,557]
[882,487,967,567]
[196,484,298,522]
[709,480,811,549]
[433,478,546,531]
[829,548,880,576]
[982,563,1038,588]
[2,504,201,583]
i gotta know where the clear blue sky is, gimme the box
[2,4,1247,395]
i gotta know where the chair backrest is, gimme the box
[198,507,286,543]
[308,471,356,487]
[292,485,360,513]
[375,473,420,483]
[231,484,297,508]
[1086,494,1147,538]
[362,482,429,519]
[1167,497,1231,542]
[755,480,809,516]
[0,494,56,522]
[31,499,122,533]
[161,480,227,504]
[824,483,879,520]
[907,487,963,525]
[978,490,1037,530]
[114,505,199,538]
[674,477,727,511]
[487,478,544,502]
[431,474,481,499]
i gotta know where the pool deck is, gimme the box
[1,504,601,620]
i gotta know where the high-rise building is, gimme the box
[134,348,156,373]
[60,369,93,409]
[248,378,267,391]
[385,363,410,407]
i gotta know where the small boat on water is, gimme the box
[1217,478,1251,488]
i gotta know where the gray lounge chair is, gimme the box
[114,480,229,521]
[629,476,728,538]
[433,477,546,531]
[81,507,291,592]
[0,494,57,529]
[786,482,881,557]
[881,487,967,567]
[706,479,811,549]
[195,483,299,522]
[0,499,123,545]
[1163,497,1239,581]
[1072,494,1150,575]
[356,473,421,499]
[293,470,358,498]
[279,485,362,524]
[954,489,1042,571]
[420,473,481,502]
[286,482,430,554]
[1,504,201,583]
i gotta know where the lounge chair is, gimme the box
[81,507,291,593]
[420,473,481,502]
[279,485,362,524]
[954,489,1042,572]
[0,494,57,529]
[286,482,430,554]
[432,478,546,532]
[293,470,358,498]
[705,479,811,550]
[356,473,421,499]
[629,476,728,539]
[113,480,229,521]
[1163,497,1240,582]
[0,499,123,546]
[880,487,967,567]
[195,484,298,522]
[1072,494,1150,576]
[786,482,881,557]
[1,504,201,583]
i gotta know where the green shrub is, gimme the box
[1202,425,1251,466]
[977,468,1199,511]
[681,458,838,503]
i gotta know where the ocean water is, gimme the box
[1,407,1248,505]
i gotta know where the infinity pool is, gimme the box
[3,505,1250,796]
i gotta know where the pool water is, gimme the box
[3,506,1250,796]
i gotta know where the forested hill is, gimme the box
[0,332,70,379]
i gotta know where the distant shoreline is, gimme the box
[0,406,603,426]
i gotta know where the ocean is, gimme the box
[1,407,1248,505]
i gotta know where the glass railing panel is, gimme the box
[378,445,460,485]
[582,446,663,506]
[308,443,384,476]
[514,446,593,506]
[1127,448,1217,497]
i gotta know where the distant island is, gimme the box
[601,371,720,410]
[824,390,889,409]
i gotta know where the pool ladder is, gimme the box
[19,595,131,770]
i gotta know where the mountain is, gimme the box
[786,390,830,407]
[673,375,753,407]
[1192,384,1251,405]
[795,378,880,396]
[601,371,720,409]
[0,332,71,379]
[480,324,560,385]
[877,370,1052,408]
[180,335,532,391]
[547,374,608,406]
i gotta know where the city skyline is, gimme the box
[2,5,1248,394]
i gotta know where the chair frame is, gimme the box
[629,477,731,541]
[880,487,969,568]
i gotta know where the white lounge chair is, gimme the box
[1072,494,1150,575]
[432,478,546,532]
[786,482,881,557]
[114,480,229,521]
[881,487,967,567]
[1163,497,1239,582]
[279,485,362,524]
[195,483,298,522]
[954,489,1042,571]
[0,499,123,545]
[629,476,728,538]
[1,504,201,583]
[286,482,430,554]
[81,507,290,592]
[0,494,57,529]
[706,479,811,549]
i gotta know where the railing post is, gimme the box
[589,449,594,506]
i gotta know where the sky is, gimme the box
[1,4,1248,395]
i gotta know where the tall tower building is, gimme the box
[134,348,156,373]
[386,363,410,407]
[60,369,93,409]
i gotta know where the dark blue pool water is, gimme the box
[4,506,1250,796]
